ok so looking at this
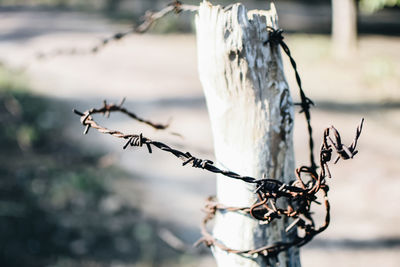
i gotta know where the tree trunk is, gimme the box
[331,0,358,58]
[195,1,300,267]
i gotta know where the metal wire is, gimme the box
[36,1,198,59]
[73,101,276,186]
[73,98,364,258]
[71,4,365,262]
[195,119,364,257]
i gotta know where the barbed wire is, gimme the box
[195,119,363,258]
[73,98,364,259]
[73,101,278,185]
[69,2,365,262]
[36,1,198,59]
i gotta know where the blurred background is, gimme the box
[0,0,399,266]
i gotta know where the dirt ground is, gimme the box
[0,7,399,267]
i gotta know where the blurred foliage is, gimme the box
[0,65,187,266]
[360,0,400,13]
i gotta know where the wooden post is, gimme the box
[195,1,300,266]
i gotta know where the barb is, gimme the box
[36,1,198,59]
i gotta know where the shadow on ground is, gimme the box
[0,67,189,267]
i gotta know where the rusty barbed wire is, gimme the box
[36,1,198,59]
[195,26,365,258]
[70,5,365,262]
[73,98,364,259]
[74,101,275,185]
[195,119,364,258]
[191,27,365,258]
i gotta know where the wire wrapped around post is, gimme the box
[70,1,365,261]
[73,98,364,259]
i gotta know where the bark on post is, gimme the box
[195,1,300,267]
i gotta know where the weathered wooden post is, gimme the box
[195,1,300,266]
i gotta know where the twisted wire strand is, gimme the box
[73,102,281,187]
[37,1,198,59]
